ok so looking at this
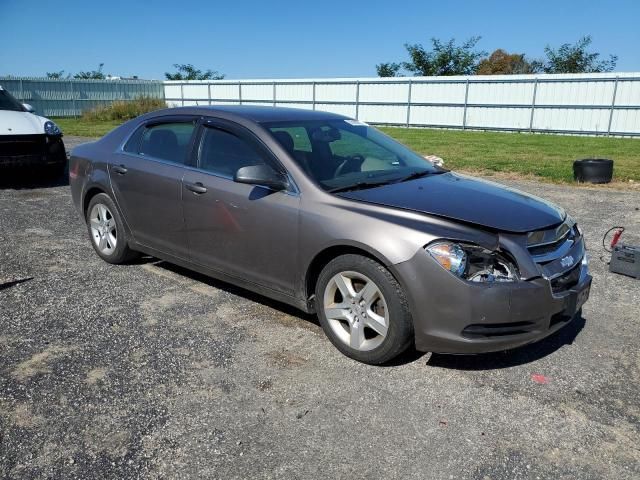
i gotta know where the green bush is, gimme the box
[82,96,166,121]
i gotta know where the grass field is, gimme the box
[379,127,640,183]
[54,118,639,184]
[54,118,125,138]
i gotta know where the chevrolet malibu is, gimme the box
[70,106,591,364]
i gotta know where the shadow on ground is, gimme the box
[150,259,584,370]
[153,260,320,326]
[427,314,586,370]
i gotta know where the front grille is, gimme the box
[528,227,573,257]
[461,321,536,339]
[526,220,585,287]
[550,262,581,293]
[0,134,46,157]
[527,223,579,264]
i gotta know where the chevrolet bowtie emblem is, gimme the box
[560,255,574,268]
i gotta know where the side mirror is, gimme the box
[22,103,35,113]
[234,164,288,191]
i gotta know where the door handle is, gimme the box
[112,164,128,175]
[185,182,207,194]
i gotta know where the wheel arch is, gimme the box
[82,186,107,216]
[304,243,395,310]
[81,185,134,241]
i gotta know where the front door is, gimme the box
[181,120,299,295]
[109,118,197,258]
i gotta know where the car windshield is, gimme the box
[264,119,441,192]
[0,88,26,112]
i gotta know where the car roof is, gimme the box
[156,105,349,123]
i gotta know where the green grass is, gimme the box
[380,127,640,184]
[54,117,124,138]
[54,116,640,184]
[82,96,166,121]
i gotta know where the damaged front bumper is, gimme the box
[392,247,592,354]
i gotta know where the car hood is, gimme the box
[0,110,47,135]
[337,172,565,233]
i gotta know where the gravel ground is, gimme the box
[0,136,639,479]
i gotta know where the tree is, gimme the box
[401,37,486,76]
[74,63,106,80]
[46,70,68,79]
[164,64,225,80]
[539,36,617,73]
[476,49,541,75]
[375,62,402,77]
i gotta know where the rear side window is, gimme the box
[123,125,144,153]
[198,126,268,177]
[136,122,196,164]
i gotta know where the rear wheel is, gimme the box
[315,254,413,364]
[86,193,138,264]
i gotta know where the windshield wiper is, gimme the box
[395,170,445,183]
[327,180,394,193]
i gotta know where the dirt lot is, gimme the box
[1,136,639,479]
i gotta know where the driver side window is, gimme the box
[198,126,268,177]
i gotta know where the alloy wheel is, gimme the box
[89,203,117,255]
[322,271,389,351]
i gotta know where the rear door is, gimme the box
[181,118,300,295]
[109,116,197,258]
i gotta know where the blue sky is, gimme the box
[2,0,639,79]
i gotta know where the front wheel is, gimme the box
[315,254,414,364]
[86,193,138,264]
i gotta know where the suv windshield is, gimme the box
[265,119,441,192]
[0,88,26,112]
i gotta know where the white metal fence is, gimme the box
[3,74,639,136]
[0,77,165,117]
[165,73,640,137]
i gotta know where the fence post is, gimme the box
[607,76,619,136]
[462,78,470,129]
[208,83,212,106]
[355,81,360,119]
[238,82,243,105]
[312,81,316,110]
[406,79,413,127]
[18,78,24,102]
[273,81,276,107]
[529,78,538,133]
[69,80,77,118]
[180,83,184,107]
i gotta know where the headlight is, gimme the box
[44,121,61,135]
[426,241,518,283]
[425,242,467,277]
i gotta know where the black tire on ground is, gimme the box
[315,254,414,364]
[85,193,139,264]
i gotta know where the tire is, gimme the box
[315,254,414,364]
[85,193,138,264]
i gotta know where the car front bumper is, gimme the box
[392,248,592,354]
[0,134,66,167]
